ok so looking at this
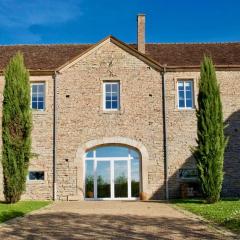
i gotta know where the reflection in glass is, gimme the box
[96,145,129,158]
[114,161,128,198]
[97,161,111,198]
[85,160,94,198]
[131,158,140,197]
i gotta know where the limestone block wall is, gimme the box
[165,71,240,198]
[0,76,54,201]
[56,40,165,200]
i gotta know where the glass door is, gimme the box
[85,145,140,200]
[96,161,111,198]
[114,160,128,198]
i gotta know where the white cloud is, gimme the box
[0,0,83,43]
[0,0,82,27]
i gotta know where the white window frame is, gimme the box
[103,81,120,111]
[31,82,45,111]
[177,80,194,109]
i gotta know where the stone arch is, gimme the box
[74,137,149,199]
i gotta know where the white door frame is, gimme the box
[84,149,139,200]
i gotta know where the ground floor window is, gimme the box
[84,145,141,200]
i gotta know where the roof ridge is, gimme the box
[145,42,240,45]
[0,43,93,47]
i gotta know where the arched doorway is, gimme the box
[84,145,141,200]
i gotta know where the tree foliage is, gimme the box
[194,56,228,203]
[2,52,32,203]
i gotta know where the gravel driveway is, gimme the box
[0,201,236,239]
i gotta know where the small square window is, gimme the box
[103,82,120,110]
[177,80,194,109]
[28,171,44,181]
[31,83,45,111]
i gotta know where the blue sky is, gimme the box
[0,0,239,45]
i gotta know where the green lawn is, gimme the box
[0,201,51,223]
[173,199,240,233]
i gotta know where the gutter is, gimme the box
[161,65,169,200]
[53,71,58,201]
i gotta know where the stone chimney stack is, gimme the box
[137,14,146,54]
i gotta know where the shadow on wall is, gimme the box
[0,212,221,240]
[151,109,240,200]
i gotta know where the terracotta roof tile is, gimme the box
[0,44,91,71]
[0,42,240,72]
[143,42,240,67]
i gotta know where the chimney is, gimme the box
[137,14,146,54]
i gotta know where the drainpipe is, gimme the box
[161,65,169,200]
[53,71,58,201]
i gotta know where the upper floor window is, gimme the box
[103,82,120,110]
[31,83,45,111]
[178,80,194,109]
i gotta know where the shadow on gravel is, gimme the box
[0,212,223,240]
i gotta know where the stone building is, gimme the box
[0,14,239,200]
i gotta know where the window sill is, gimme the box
[27,180,45,184]
[32,110,47,115]
[177,108,195,111]
[102,109,123,115]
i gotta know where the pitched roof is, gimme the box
[0,44,91,71]
[144,42,240,67]
[0,39,240,73]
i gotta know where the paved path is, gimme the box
[0,201,236,239]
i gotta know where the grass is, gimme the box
[0,201,51,223]
[173,198,240,233]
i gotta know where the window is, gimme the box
[28,171,44,181]
[103,82,120,110]
[179,168,198,180]
[178,80,194,109]
[31,83,45,110]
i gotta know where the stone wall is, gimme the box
[0,76,54,201]
[165,71,240,198]
[56,39,165,200]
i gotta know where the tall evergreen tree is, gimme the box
[194,56,228,203]
[2,52,32,203]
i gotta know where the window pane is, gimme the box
[105,84,111,92]
[186,99,193,108]
[186,90,192,99]
[106,93,111,101]
[97,161,111,198]
[38,102,44,110]
[32,101,38,109]
[106,101,111,109]
[96,146,129,158]
[38,84,44,93]
[114,160,128,198]
[32,85,38,93]
[178,91,184,100]
[29,171,44,180]
[178,81,184,90]
[85,160,94,198]
[112,101,118,109]
[86,150,94,158]
[179,99,185,108]
[131,158,140,197]
[38,96,44,102]
[32,95,38,102]
[185,82,192,91]
[112,84,118,93]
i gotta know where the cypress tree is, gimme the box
[2,52,32,203]
[194,56,228,203]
